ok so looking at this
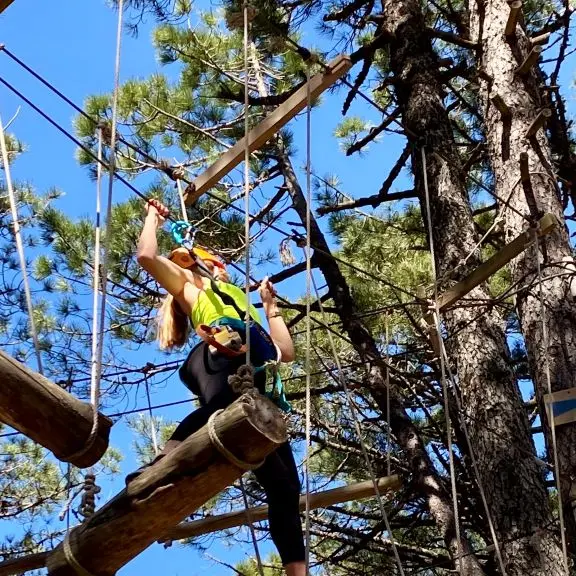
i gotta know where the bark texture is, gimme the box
[470,0,576,556]
[380,1,565,573]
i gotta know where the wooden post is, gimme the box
[515,45,543,76]
[161,475,402,543]
[0,349,112,468]
[519,152,541,217]
[185,55,352,204]
[46,393,287,576]
[433,213,557,313]
[0,0,16,13]
[505,1,523,37]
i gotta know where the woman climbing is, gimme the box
[127,199,306,576]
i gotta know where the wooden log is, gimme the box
[515,45,543,76]
[0,0,16,14]
[0,349,112,468]
[433,213,557,312]
[46,393,287,576]
[185,55,352,204]
[525,108,552,139]
[161,475,402,542]
[505,1,523,37]
[0,552,48,576]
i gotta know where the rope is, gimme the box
[77,473,101,519]
[207,409,264,470]
[63,530,95,576]
[304,63,313,574]
[228,363,256,395]
[534,232,570,574]
[240,10,262,575]
[421,147,507,574]
[421,146,462,573]
[243,0,252,364]
[0,113,43,374]
[144,372,159,456]
[385,314,391,477]
[176,179,189,223]
[308,271,406,576]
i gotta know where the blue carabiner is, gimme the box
[171,221,197,247]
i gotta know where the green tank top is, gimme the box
[190,280,261,328]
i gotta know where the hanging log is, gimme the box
[161,475,402,543]
[0,1,16,14]
[185,55,352,205]
[46,393,286,576]
[0,349,111,468]
[0,552,48,576]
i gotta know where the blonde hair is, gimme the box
[156,293,191,350]
[155,265,231,350]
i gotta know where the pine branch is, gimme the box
[346,108,401,155]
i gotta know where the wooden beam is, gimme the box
[435,213,557,312]
[544,387,576,427]
[0,552,48,576]
[46,393,286,576]
[185,55,352,204]
[0,349,111,468]
[525,108,552,139]
[161,475,402,542]
[0,0,16,14]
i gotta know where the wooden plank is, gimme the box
[46,393,287,576]
[185,55,352,204]
[0,349,112,468]
[0,0,16,14]
[544,387,576,426]
[161,475,401,542]
[435,213,557,312]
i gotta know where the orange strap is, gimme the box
[196,325,246,357]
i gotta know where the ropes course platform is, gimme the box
[41,393,286,576]
[0,349,112,468]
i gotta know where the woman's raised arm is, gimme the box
[136,200,188,297]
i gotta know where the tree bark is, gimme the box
[0,349,112,468]
[46,393,286,576]
[379,1,565,573]
[470,0,576,557]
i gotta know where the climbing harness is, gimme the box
[170,221,291,412]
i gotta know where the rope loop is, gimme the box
[207,409,264,470]
[63,529,96,576]
[170,220,197,247]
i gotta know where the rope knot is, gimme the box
[78,473,101,519]
[228,364,255,395]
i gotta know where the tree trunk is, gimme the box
[46,393,286,576]
[470,0,576,557]
[380,1,565,573]
[0,349,112,468]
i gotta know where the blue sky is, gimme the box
[1,1,575,575]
